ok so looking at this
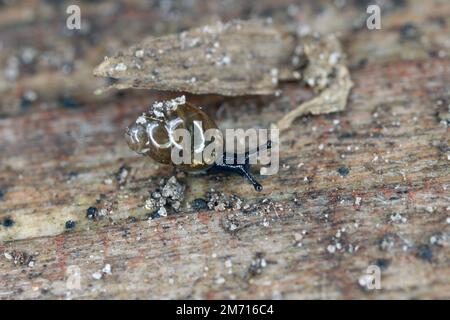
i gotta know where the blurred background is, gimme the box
[1,0,449,117]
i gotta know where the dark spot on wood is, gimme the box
[417,244,433,262]
[389,194,401,201]
[434,143,449,154]
[2,217,15,228]
[126,216,137,223]
[339,131,356,139]
[115,91,127,98]
[192,198,208,211]
[65,220,76,229]
[338,166,350,177]
[0,189,4,201]
[428,50,440,59]
[292,194,302,208]
[67,171,79,179]
[86,207,99,220]
[121,227,131,238]
[370,132,384,139]
[107,77,119,85]
[115,164,131,185]
[221,216,251,234]
[27,271,43,280]
[149,211,160,220]
[399,23,420,41]
[246,252,267,278]
[20,95,33,110]
[351,0,377,9]
[307,190,320,199]
[373,258,391,271]
[356,58,368,68]
[58,96,81,109]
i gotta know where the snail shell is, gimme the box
[125,96,221,171]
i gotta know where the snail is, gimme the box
[125,96,271,191]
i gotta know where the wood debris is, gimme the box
[93,20,298,96]
[277,34,353,130]
[93,19,353,129]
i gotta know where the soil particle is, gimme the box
[429,232,448,247]
[221,215,251,234]
[246,252,267,279]
[192,198,208,211]
[2,217,15,228]
[65,220,76,230]
[399,23,420,41]
[115,164,131,185]
[206,189,243,212]
[144,176,185,217]
[417,244,433,262]
[373,258,391,271]
[4,250,36,267]
[378,233,397,251]
[337,166,350,177]
[86,207,99,220]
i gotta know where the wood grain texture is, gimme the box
[0,0,449,299]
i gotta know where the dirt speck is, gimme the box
[246,252,267,279]
[86,206,99,220]
[115,164,131,186]
[417,244,433,262]
[65,220,76,230]
[3,250,36,267]
[206,189,243,212]
[378,233,397,251]
[338,166,350,177]
[2,217,15,228]
[191,198,208,211]
[144,176,185,217]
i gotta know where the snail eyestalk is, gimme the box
[209,140,272,192]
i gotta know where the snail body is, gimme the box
[125,96,271,191]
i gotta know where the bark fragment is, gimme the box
[93,20,298,96]
[93,19,353,129]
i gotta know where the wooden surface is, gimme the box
[0,0,449,299]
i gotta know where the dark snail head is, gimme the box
[125,96,221,171]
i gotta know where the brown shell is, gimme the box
[125,102,221,171]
